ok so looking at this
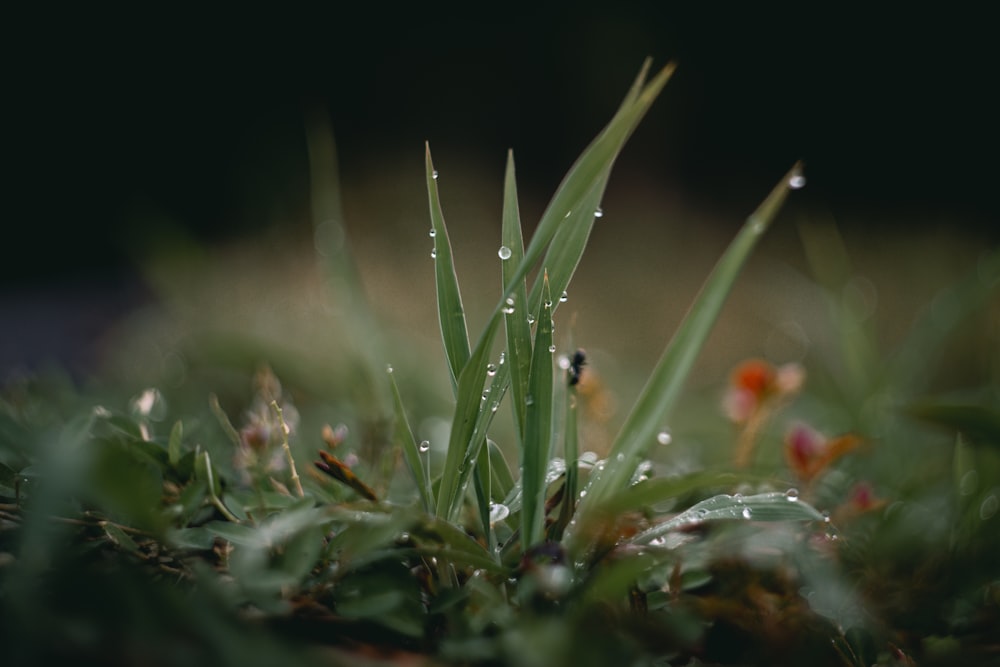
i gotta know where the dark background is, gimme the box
[5,6,997,284]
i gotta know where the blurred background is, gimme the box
[3,5,997,399]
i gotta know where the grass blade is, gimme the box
[630,491,825,545]
[501,150,533,435]
[520,274,555,549]
[426,143,471,394]
[388,370,434,512]
[565,163,804,556]
[435,319,502,519]
[497,62,676,318]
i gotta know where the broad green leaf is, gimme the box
[388,370,434,512]
[426,144,471,394]
[521,275,556,549]
[630,491,824,545]
[565,163,803,556]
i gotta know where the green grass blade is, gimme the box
[629,491,824,545]
[555,379,580,540]
[388,370,434,513]
[496,62,676,316]
[501,150,533,435]
[426,143,471,394]
[527,175,607,315]
[565,163,804,555]
[520,274,555,549]
[435,319,502,519]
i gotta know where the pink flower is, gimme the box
[783,421,862,481]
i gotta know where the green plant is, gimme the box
[3,60,997,667]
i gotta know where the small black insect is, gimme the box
[568,348,586,386]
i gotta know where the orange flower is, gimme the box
[725,358,805,467]
[724,359,804,424]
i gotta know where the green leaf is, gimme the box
[501,150,533,435]
[388,370,434,512]
[434,316,502,520]
[426,144,471,394]
[630,491,824,545]
[168,419,183,467]
[504,62,676,306]
[565,162,803,556]
[521,275,556,549]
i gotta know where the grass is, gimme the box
[2,60,999,666]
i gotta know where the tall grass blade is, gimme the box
[306,110,382,409]
[435,320,501,519]
[565,163,804,556]
[520,274,555,549]
[388,371,434,512]
[501,150,533,435]
[497,62,676,316]
[426,143,471,394]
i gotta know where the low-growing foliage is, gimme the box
[2,60,998,666]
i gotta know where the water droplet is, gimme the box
[742,507,753,519]
[789,174,807,189]
[498,245,512,260]
[559,290,568,303]
[428,228,436,238]
[696,508,708,517]
[594,207,604,218]
[386,364,394,374]
[499,352,506,365]
[432,169,439,180]
[481,389,491,401]
[557,355,570,370]
[527,314,536,324]
[786,488,800,501]
[490,401,499,413]
[615,452,625,462]
[502,306,515,315]
[579,490,587,498]
[430,248,437,259]
[543,299,553,309]
[733,493,744,503]
[656,431,672,446]
[486,363,497,377]
[548,344,556,353]
[563,210,572,219]
[506,297,515,306]
[525,395,534,406]
[489,502,510,524]
[419,440,431,453]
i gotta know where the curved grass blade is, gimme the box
[629,491,825,546]
[565,162,804,555]
[495,62,676,320]
[520,274,556,549]
[388,371,434,512]
[501,150,533,435]
[426,143,471,394]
